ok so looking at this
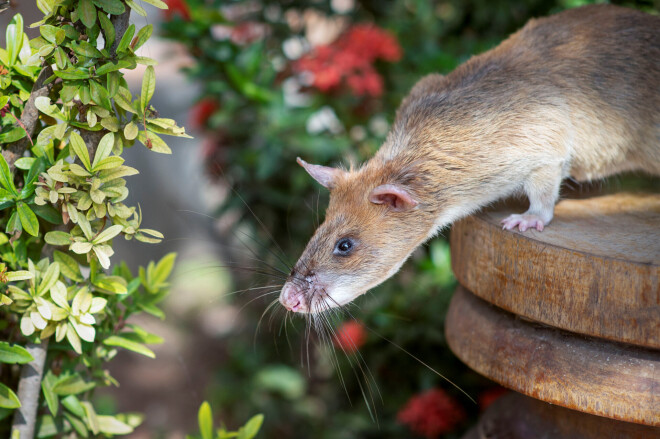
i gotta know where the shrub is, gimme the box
[0,1,188,437]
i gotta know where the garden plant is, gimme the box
[0,0,221,437]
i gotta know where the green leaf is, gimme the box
[40,25,65,45]
[13,157,34,171]
[26,156,47,186]
[140,66,155,113]
[0,382,20,409]
[0,127,26,144]
[97,11,115,49]
[82,401,100,435]
[38,262,60,296]
[61,394,85,418]
[92,132,114,169]
[132,24,152,51]
[97,415,133,435]
[44,231,70,246]
[126,0,147,16]
[71,242,93,254]
[32,204,63,225]
[69,131,91,170]
[92,0,125,15]
[137,131,171,154]
[137,302,165,319]
[198,402,213,439]
[52,375,96,395]
[93,224,123,244]
[17,202,39,237]
[0,153,18,196]
[93,275,128,294]
[140,0,168,8]
[116,24,135,53]
[123,121,138,140]
[54,251,84,282]
[103,335,155,358]
[107,71,119,97]
[35,414,64,438]
[150,253,176,289]
[78,0,97,28]
[6,13,24,66]
[42,370,59,416]
[5,270,33,281]
[0,342,34,364]
[96,59,135,76]
[71,41,103,58]
[89,80,112,111]
[92,156,124,171]
[54,68,91,80]
[238,414,264,439]
[6,211,22,234]
[64,410,89,436]
[100,116,120,131]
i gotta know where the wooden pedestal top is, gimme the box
[446,287,660,426]
[450,193,660,349]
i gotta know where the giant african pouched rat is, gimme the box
[280,4,660,313]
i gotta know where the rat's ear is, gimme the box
[297,157,345,189]
[369,184,419,212]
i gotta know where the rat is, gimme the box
[280,4,659,313]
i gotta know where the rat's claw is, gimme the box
[501,214,545,232]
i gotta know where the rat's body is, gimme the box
[280,5,660,313]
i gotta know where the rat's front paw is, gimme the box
[501,214,546,232]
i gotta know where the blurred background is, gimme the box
[3,0,658,437]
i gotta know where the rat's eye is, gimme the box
[333,238,355,256]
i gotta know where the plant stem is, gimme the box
[10,339,49,439]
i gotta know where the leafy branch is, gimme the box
[0,0,189,437]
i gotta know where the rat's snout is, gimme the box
[280,282,308,313]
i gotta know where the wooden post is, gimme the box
[445,193,660,437]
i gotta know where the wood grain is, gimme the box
[445,287,660,426]
[461,392,660,439]
[450,193,660,348]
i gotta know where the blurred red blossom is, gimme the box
[478,386,508,411]
[397,388,466,438]
[334,321,367,352]
[163,0,191,21]
[294,24,402,97]
[190,98,219,129]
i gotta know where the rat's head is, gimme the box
[280,157,436,314]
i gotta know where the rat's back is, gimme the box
[383,4,659,232]
[469,4,660,179]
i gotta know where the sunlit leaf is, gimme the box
[17,202,39,236]
[0,342,34,364]
[0,383,20,409]
[69,131,92,171]
[198,402,213,439]
[78,0,97,28]
[103,335,155,358]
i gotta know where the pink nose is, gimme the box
[280,283,306,312]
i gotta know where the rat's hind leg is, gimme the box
[501,165,563,232]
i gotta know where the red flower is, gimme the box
[163,0,191,21]
[293,23,402,97]
[190,98,219,128]
[478,386,508,411]
[397,388,466,438]
[334,321,367,352]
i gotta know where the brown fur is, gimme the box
[281,5,660,312]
